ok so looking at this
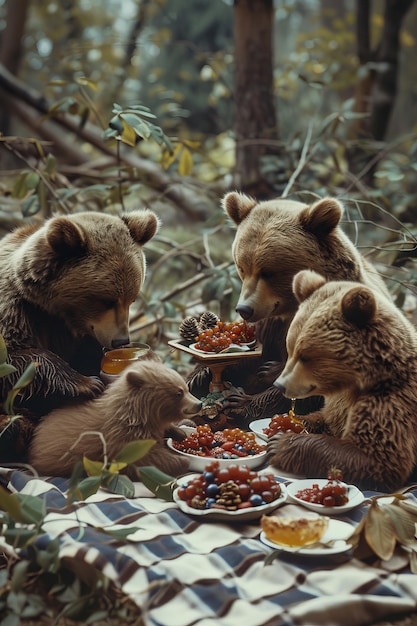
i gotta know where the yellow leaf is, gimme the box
[120,120,137,147]
[365,502,396,560]
[83,456,105,476]
[107,461,127,474]
[178,147,193,176]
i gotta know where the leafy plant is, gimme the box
[0,333,37,447]
[350,492,417,571]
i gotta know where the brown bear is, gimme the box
[217,192,391,421]
[28,360,202,478]
[268,269,417,492]
[0,209,159,418]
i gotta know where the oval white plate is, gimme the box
[167,431,267,472]
[259,518,354,555]
[286,479,365,514]
[173,474,287,522]
[189,342,254,354]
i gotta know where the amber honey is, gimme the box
[100,343,150,375]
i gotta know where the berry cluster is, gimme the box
[172,425,265,458]
[176,461,282,510]
[263,412,305,437]
[194,320,255,353]
[295,469,349,507]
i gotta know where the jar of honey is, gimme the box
[100,342,151,383]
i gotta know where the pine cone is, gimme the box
[191,496,207,510]
[179,317,200,342]
[199,311,219,329]
[216,480,242,510]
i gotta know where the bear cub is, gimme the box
[29,361,202,478]
[268,269,417,491]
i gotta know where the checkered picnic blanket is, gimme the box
[1,467,417,626]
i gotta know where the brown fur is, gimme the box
[0,210,159,417]
[217,192,390,421]
[28,361,202,478]
[268,270,417,491]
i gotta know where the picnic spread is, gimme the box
[1,464,416,626]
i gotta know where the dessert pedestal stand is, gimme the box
[168,339,263,393]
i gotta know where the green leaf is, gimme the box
[0,363,17,378]
[73,475,102,501]
[0,487,24,521]
[15,493,46,526]
[364,502,396,560]
[0,334,8,364]
[4,362,38,415]
[137,466,176,501]
[114,439,156,464]
[99,525,143,540]
[3,526,43,549]
[102,473,135,498]
[10,560,30,592]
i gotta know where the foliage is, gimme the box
[0,333,36,420]
[0,437,177,623]
[350,492,417,570]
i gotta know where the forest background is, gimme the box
[1,1,417,623]
[0,0,417,367]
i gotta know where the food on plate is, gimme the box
[176,462,282,511]
[261,514,329,547]
[171,424,265,458]
[262,412,306,437]
[294,469,349,507]
[179,312,256,353]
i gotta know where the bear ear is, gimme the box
[122,210,160,245]
[293,270,326,303]
[341,286,376,328]
[299,197,343,238]
[222,191,257,225]
[46,217,87,257]
[126,369,147,389]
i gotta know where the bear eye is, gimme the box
[176,389,184,398]
[299,354,310,364]
[260,269,274,280]
[102,299,116,310]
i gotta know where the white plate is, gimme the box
[286,479,365,514]
[189,342,254,354]
[173,474,287,522]
[260,518,354,555]
[167,429,267,472]
[249,418,273,441]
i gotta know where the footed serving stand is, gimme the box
[168,339,263,393]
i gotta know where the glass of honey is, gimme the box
[100,342,151,383]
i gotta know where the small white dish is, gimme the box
[249,418,273,441]
[173,474,287,522]
[286,479,365,514]
[166,436,267,472]
[259,518,354,555]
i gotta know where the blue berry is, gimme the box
[206,483,220,497]
[249,494,265,507]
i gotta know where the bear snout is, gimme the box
[236,304,254,320]
[273,378,286,394]
[111,336,130,349]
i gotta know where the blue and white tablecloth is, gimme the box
[1,467,417,626]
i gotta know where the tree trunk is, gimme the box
[352,0,415,141]
[0,0,30,137]
[233,0,279,197]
